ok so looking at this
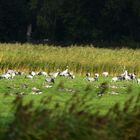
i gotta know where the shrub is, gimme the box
[1,93,140,140]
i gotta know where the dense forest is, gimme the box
[0,0,140,45]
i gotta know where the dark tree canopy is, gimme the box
[0,0,140,46]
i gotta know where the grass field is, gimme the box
[0,75,140,139]
[0,43,140,139]
[0,43,140,120]
[0,75,140,121]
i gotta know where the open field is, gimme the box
[0,43,140,139]
[0,43,140,120]
[0,74,140,139]
[0,43,140,75]
[0,74,140,122]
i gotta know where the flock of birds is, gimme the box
[85,70,140,84]
[0,68,140,84]
[0,68,75,84]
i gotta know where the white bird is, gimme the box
[137,78,140,84]
[124,70,128,75]
[11,73,16,79]
[66,72,75,79]
[32,87,42,94]
[111,76,125,82]
[44,85,52,88]
[29,71,36,76]
[94,73,99,78]
[38,71,48,76]
[124,75,131,80]
[128,73,136,80]
[86,77,96,82]
[62,73,70,77]
[0,73,11,79]
[45,77,55,83]
[49,71,59,79]
[121,70,128,77]
[59,69,69,76]
[32,87,40,93]
[85,73,98,82]
[86,73,91,77]
[15,71,24,75]
[4,69,16,79]
[6,70,16,75]
[25,75,33,79]
[111,77,119,82]
[69,72,75,79]
[70,75,75,79]
[110,91,119,95]
[122,70,131,80]
[102,72,109,77]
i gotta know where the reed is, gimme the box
[0,43,139,75]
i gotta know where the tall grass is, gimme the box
[0,43,140,75]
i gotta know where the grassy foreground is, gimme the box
[0,75,140,140]
[0,43,140,75]
[0,75,140,125]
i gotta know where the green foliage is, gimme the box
[0,93,139,140]
[0,73,140,139]
[0,0,140,44]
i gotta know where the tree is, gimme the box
[0,0,30,42]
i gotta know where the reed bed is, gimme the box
[0,43,139,75]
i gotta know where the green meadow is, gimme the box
[0,43,140,140]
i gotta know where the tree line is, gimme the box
[0,0,140,45]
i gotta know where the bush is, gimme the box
[1,93,140,140]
